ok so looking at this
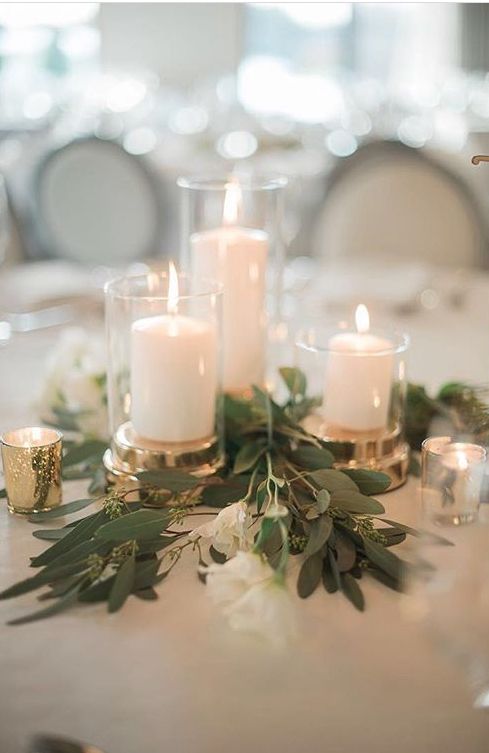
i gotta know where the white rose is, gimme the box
[204,551,296,647]
[189,501,253,556]
[39,327,108,438]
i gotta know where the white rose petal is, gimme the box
[189,501,253,556]
[205,551,273,606]
[204,551,296,647]
[226,579,296,648]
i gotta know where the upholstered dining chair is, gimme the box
[312,141,487,268]
[32,136,162,265]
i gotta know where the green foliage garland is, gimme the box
[0,370,477,625]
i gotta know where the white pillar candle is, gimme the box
[190,181,268,392]
[130,264,217,443]
[323,304,394,433]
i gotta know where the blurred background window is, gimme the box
[240,3,458,122]
[0,3,100,128]
[0,2,489,269]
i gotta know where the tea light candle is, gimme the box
[422,439,487,526]
[323,305,394,433]
[130,263,217,443]
[190,180,268,392]
[1,427,62,514]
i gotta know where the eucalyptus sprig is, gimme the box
[406,381,489,450]
[0,367,457,625]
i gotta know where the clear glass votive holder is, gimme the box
[295,314,409,490]
[178,174,287,395]
[421,437,487,526]
[104,270,224,485]
[1,427,62,514]
[406,437,489,709]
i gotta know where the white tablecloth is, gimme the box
[1,270,489,753]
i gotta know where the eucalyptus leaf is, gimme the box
[134,587,158,601]
[316,489,331,513]
[362,537,405,584]
[322,556,338,593]
[252,385,291,428]
[96,509,170,542]
[341,573,365,612]
[63,440,107,469]
[379,518,453,546]
[233,440,266,474]
[88,468,107,496]
[304,514,332,557]
[0,560,90,600]
[38,575,83,601]
[327,547,342,592]
[133,561,170,591]
[331,490,385,515]
[279,366,306,398]
[255,480,269,513]
[0,488,7,499]
[310,469,359,493]
[289,445,334,470]
[28,497,96,522]
[133,559,160,590]
[341,469,391,495]
[297,551,323,598]
[201,476,251,508]
[108,552,136,613]
[224,394,253,424]
[31,510,106,568]
[136,469,199,492]
[36,538,107,573]
[32,529,70,541]
[8,586,82,626]
[136,536,178,555]
[79,576,115,603]
[368,567,403,592]
[381,528,407,547]
[260,520,283,558]
[335,531,357,572]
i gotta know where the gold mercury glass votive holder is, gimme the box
[421,437,487,526]
[1,427,63,514]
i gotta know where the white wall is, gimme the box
[99,3,242,86]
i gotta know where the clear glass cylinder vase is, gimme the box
[104,270,224,482]
[295,311,409,490]
[178,175,287,395]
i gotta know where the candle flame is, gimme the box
[223,179,242,225]
[355,303,370,334]
[167,260,179,314]
[456,450,469,471]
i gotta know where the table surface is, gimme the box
[1,268,489,753]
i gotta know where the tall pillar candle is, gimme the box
[130,265,217,443]
[190,182,268,392]
[323,304,394,433]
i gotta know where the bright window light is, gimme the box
[249,3,352,29]
[280,3,352,29]
[238,56,344,123]
[0,3,98,28]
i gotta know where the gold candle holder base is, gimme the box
[302,414,409,492]
[1,427,63,514]
[104,421,224,491]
